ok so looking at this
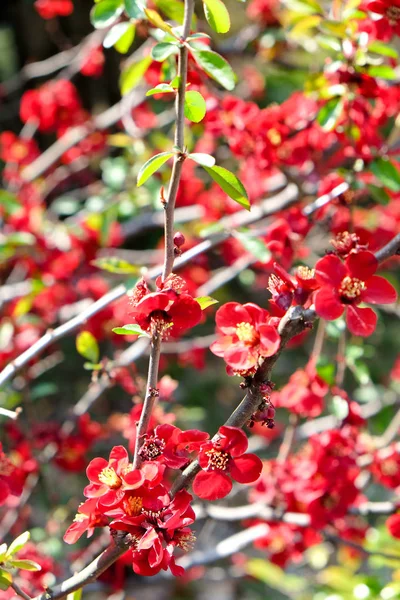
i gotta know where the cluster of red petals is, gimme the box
[193,426,263,500]
[34,0,74,19]
[268,262,318,315]
[80,46,105,78]
[367,0,400,38]
[273,364,329,418]
[314,250,397,336]
[210,302,280,375]
[20,80,81,132]
[0,132,40,167]
[251,429,361,529]
[64,446,196,576]
[370,443,400,489]
[0,442,24,505]
[128,276,202,338]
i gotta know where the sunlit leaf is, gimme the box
[91,0,124,28]
[112,324,150,337]
[137,152,174,186]
[203,0,231,34]
[76,332,100,364]
[120,56,153,95]
[91,256,139,274]
[191,49,236,91]
[7,532,30,557]
[184,90,207,122]
[202,165,250,209]
[188,153,215,167]
[195,296,219,309]
[151,42,179,62]
[370,158,400,192]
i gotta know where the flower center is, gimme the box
[381,460,398,476]
[339,276,366,302]
[139,437,166,461]
[236,322,258,345]
[297,266,315,280]
[205,448,230,471]
[98,466,122,489]
[12,143,29,161]
[175,531,197,551]
[267,128,282,146]
[124,496,143,516]
[150,310,174,338]
[387,6,400,23]
[73,513,88,523]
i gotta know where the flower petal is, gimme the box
[86,457,108,484]
[258,325,281,357]
[215,302,252,334]
[219,425,248,456]
[315,254,347,286]
[192,470,232,500]
[362,275,397,305]
[169,294,202,336]
[346,305,377,337]
[230,453,263,484]
[346,251,377,280]
[314,287,344,321]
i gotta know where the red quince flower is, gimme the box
[138,424,209,469]
[371,443,400,489]
[193,426,262,500]
[128,277,202,338]
[367,0,400,37]
[0,443,23,505]
[314,250,397,336]
[34,0,73,19]
[63,498,108,544]
[84,445,134,507]
[273,364,328,418]
[387,513,400,538]
[210,302,280,375]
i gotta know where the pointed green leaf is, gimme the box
[146,83,175,96]
[91,256,139,274]
[151,42,179,62]
[191,49,236,91]
[195,296,219,310]
[367,65,397,80]
[112,324,150,337]
[368,40,398,58]
[90,0,124,29]
[124,0,145,18]
[7,532,30,557]
[104,22,135,54]
[370,158,400,192]
[233,231,271,263]
[203,0,231,34]
[120,56,153,95]
[10,559,42,572]
[115,23,136,53]
[145,8,175,35]
[317,96,344,131]
[184,90,207,122]
[154,0,186,24]
[188,153,215,167]
[0,570,12,591]
[67,589,83,600]
[76,331,100,364]
[137,152,174,186]
[203,165,250,209]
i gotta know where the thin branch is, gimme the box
[375,232,400,263]
[11,582,32,600]
[0,406,21,420]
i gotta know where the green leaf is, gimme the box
[112,324,150,337]
[203,165,250,209]
[233,231,271,262]
[90,0,124,29]
[91,256,139,274]
[316,360,336,385]
[188,153,215,167]
[195,296,219,309]
[154,0,186,24]
[368,40,398,58]
[317,96,344,131]
[203,0,231,33]
[83,362,103,371]
[120,56,153,95]
[0,569,12,591]
[7,532,30,557]
[151,42,179,62]
[367,65,397,80]
[191,49,236,91]
[0,190,20,215]
[115,23,136,53]
[184,90,207,122]
[104,22,135,53]
[367,183,390,205]
[10,559,41,572]
[146,83,175,96]
[137,152,174,186]
[124,0,145,18]
[144,8,175,35]
[370,158,400,192]
[76,331,100,364]
[67,589,83,600]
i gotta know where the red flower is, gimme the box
[210,302,280,374]
[20,80,81,132]
[63,498,108,544]
[34,0,73,19]
[387,513,400,538]
[138,424,209,469]
[84,445,134,507]
[314,251,397,336]
[80,46,105,78]
[0,444,23,505]
[367,0,400,37]
[371,443,400,489]
[274,364,328,418]
[129,277,202,338]
[0,132,40,166]
[193,426,262,500]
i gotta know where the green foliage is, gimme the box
[195,296,219,309]
[191,48,236,91]
[112,324,150,337]
[91,256,140,274]
[120,56,153,95]
[184,90,207,122]
[370,158,400,192]
[137,152,174,186]
[76,331,100,364]
[233,230,271,263]
[202,0,231,34]
[202,165,250,209]
[90,0,124,29]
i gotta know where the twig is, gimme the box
[0,406,21,420]
[375,232,400,263]
[11,582,32,600]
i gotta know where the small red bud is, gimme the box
[174,232,185,248]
